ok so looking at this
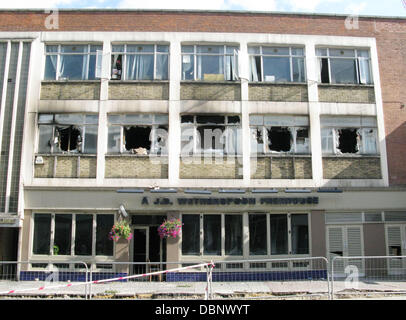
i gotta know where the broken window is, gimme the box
[111,44,169,80]
[317,48,372,84]
[180,115,241,155]
[37,114,98,154]
[321,116,378,155]
[107,114,168,155]
[249,46,305,82]
[181,45,239,81]
[250,115,310,154]
[44,44,102,80]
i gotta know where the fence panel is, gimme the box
[0,261,90,299]
[331,256,406,299]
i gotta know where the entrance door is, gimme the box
[327,225,364,276]
[386,224,406,275]
[132,227,148,274]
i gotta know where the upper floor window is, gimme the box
[44,44,102,81]
[111,44,169,81]
[38,114,98,154]
[250,115,310,154]
[321,116,378,155]
[107,114,168,155]
[249,46,306,83]
[181,115,241,156]
[181,45,239,81]
[317,48,372,85]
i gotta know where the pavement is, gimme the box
[0,279,406,299]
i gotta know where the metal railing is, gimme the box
[1,256,406,300]
[331,256,406,299]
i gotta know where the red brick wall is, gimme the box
[1,10,406,185]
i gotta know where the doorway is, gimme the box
[131,223,166,277]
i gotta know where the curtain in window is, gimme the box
[45,55,58,80]
[126,54,154,80]
[156,54,168,80]
[358,58,371,84]
[59,54,89,80]
[362,128,377,154]
[250,56,259,81]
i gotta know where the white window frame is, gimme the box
[111,43,169,81]
[316,47,373,85]
[181,44,239,81]
[44,44,102,81]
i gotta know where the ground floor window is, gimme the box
[181,213,309,257]
[32,213,114,257]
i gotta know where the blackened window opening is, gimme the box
[320,58,330,83]
[124,126,151,151]
[338,129,358,153]
[267,127,292,152]
[57,126,81,152]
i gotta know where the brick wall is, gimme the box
[180,82,241,100]
[180,157,243,179]
[249,84,308,102]
[318,85,375,103]
[34,155,97,178]
[109,82,169,100]
[40,82,100,100]
[251,156,312,179]
[322,157,382,179]
[105,156,168,178]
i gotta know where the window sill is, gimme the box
[106,153,168,157]
[249,81,307,85]
[42,80,101,83]
[252,154,311,158]
[109,80,169,84]
[322,154,380,158]
[181,80,241,85]
[35,153,97,157]
[318,83,374,88]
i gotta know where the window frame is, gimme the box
[249,115,310,155]
[111,43,169,81]
[181,44,239,81]
[180,212,311,259]
[44,44,102,81]
[320,116,379,155]
[37,114,99,155]
[316,47,373,85]
[248,45,306,83]
[180,115,242,156]
[107,114,169,155]
[31,212,115,258]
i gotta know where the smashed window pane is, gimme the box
[295,128,310,153]
[337,129,359,154]
[124,126,151,154]
[57,126,82,153]
[267,127,292,152]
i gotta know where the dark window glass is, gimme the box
[203,215,221,255]
[270,214,288,255]
[33,214,51,255]
[181,215,200,255]
[75,214,93,256]
[249,214,267,255]
[54,214,72,255]
[96,215,114,256]
[291,214,309,254]
[225,215,243,256]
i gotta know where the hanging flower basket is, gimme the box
[157,218,182,239]
[109,220,133,242]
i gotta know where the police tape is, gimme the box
[0,261,215,295]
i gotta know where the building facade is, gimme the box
[0,9,405,279]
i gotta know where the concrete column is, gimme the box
[96,40,110,183]
[239,41,251,185]
[305,41,323,186]
[168,40,181,186]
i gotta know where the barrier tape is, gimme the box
[0,261,215,295]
